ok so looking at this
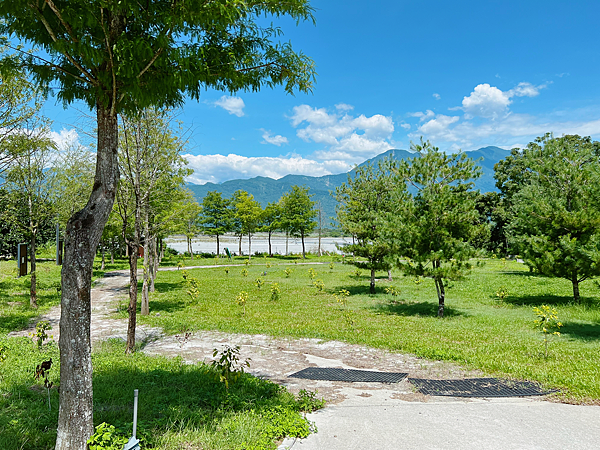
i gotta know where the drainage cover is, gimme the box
[289,367,408,383]
[409,378,556,397]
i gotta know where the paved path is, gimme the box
[10,269,600,450]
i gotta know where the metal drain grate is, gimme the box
[409,378,556,397]
[289,367,408,383]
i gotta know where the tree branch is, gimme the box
[4,43,89,84]
[44,0,78,43]
[28,2,98,86]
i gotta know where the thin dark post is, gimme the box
[17,243,27,277]
[56,223,63,265]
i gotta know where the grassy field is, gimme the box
[2,253,600,449]
[135,255,600,404]
[0,256,320,450]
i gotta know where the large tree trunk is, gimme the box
[56,103,119,450]
[150,236,157,293]
[216,234,220,255]
[370,268,375,294]
[248,232,252,260]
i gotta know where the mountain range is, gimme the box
[186,146,511,226]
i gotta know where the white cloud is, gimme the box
[183,153,351,185]
[418,114,460,137]
[461,84,511,119]
[400,123,411,130]
[410,109,600,151]
[408,110,435,122]
[335,103,354,112]
[261,130,288,146]
[461,82,546,119]
[49,128,80,151]
[213,96,245,117]
[508,82,542,98]
[289,104,395,162]
[433,93,441,100]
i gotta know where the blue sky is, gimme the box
[42,0,600,185]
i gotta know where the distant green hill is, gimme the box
[186,146,510,227]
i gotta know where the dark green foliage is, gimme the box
[474,191,510,254]
[279,185,316,258]
[335,161,394,293]
[509,134,600,302]
[200,191,233,253]
[0,189,55,257]
[383,140,482,317]
[0,0,316,112]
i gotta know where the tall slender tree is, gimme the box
[383,140,482,317]
[200,191,233,255]
[280,185,316,259]
[117,107,189,352]
[0,2,315,444]
[260,201,282,257]
[5,123,55,308]
[233,190,262,259]
[336,161,395,294]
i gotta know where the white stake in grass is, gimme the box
[123,389,140,450]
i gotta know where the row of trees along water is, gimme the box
[336,135,600,316]
[192,186,318,260]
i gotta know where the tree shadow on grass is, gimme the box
[152,281,185,292]
[369,300,465,318]
[329,284,386,297]
[559,321,600,341]
[0,339,305,450]
[0,313,30,334]
[503,294,598,307]
[146,298,187,314]
[89,341,304,447]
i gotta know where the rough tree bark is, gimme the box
[248,232,252,259]
[149,236,157,293]
[301,230,306,259]
[572,272,581,304]
[56,103,119,450]
[29,230,37,308]
[433,261,446,318]
[141,209,150,315]
[126,241,138,353]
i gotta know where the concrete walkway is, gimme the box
[279,391,600,450]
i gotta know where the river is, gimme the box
[165,234,353,256]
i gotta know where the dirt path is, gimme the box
[10,269,482,404]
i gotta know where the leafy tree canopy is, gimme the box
[383,139,482,317]
[0,0,316,113]
[508,134,600,302]
[335,161,395,293]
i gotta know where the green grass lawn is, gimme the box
[136,256,600,404]
[2,254,600,449]
[0,256,319,450]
